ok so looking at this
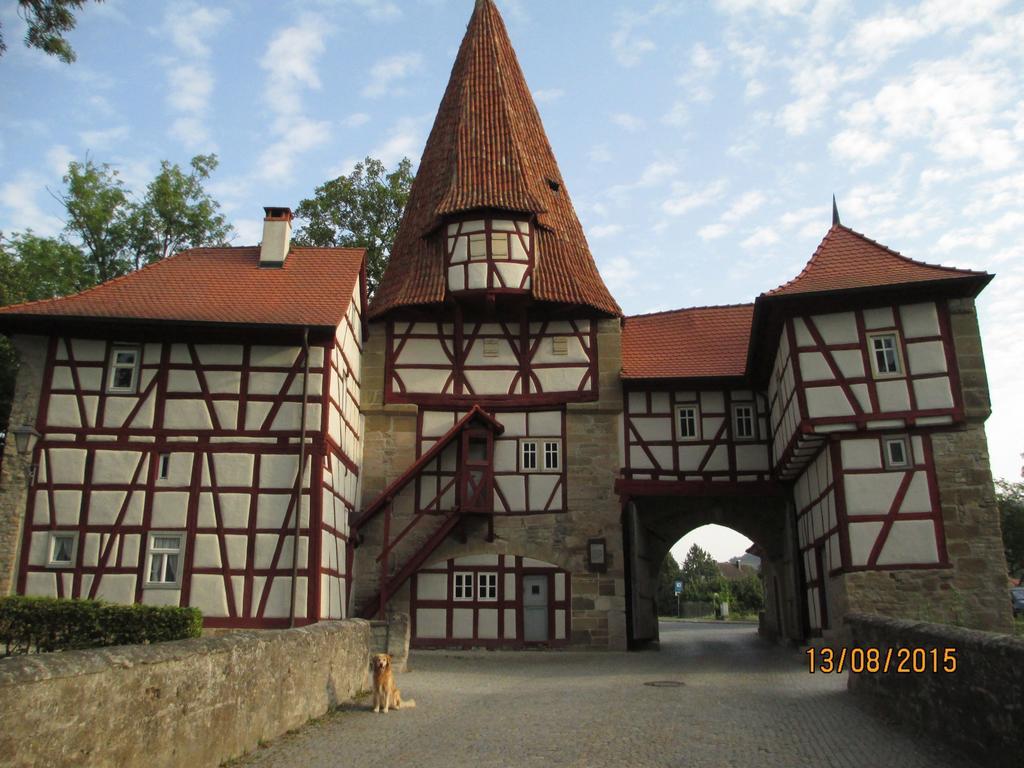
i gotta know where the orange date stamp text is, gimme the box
[805,646,958,674]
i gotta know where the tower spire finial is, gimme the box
[832,194,841,226]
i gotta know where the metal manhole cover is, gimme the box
[644,680,685,687]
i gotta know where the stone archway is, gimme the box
[623,493,804,646]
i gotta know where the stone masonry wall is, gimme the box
[831,298,1012,634]
[354,318,627,649]
[0,334,47,596]
[846,613,1024,768]
[0,620,371,768]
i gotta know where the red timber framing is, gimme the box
[621,384,771,486]
[409,555,571,648]
[15,320,364,629]
[353,406,506,619]
[416,408,567,516]
[444,214,535,293]
[384,312,598,407]
[769,301,964,482]
[791,430,949,629]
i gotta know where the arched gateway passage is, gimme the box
[623,492,804,646]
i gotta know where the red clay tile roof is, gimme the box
[369,0,620,319]
[622,304,754,380]
[0,247,365,330]
[765,224,990,297]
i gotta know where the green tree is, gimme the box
[680,544,723,603]
[730,571,765,614]
[997,480,1024,580]
[655,553,682,616]
[294,157,414,297]
[127,154,232,269]
[0,232,92,431]
[57,155,233,280]
[0,0,103,64]
[56,158,132,282]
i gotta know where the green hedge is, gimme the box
[0,596,202,656]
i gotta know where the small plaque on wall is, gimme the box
[587,537,607,573]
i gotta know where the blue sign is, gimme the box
[674,580,683,595]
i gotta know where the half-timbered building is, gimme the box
[0,0,1011,648]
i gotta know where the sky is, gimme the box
[1,0,1022,564]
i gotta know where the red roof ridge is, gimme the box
[765,224,989,298]
[625,302,755,321]
[0,245,366,329]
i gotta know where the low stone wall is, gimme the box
[846,613,1024,767]
[0,620,371,768]
[370,611,410,672]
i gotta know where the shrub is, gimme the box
[0,596,202,656]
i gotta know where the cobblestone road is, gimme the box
[239,622,976,768]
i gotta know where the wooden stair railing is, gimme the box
[358,510,463,619]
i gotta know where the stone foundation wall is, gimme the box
[369,611,411,671]
[0,620,371,768]
[846,613,1023,768]
[0,335,47,597]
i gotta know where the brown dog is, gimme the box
[371,653,415,714]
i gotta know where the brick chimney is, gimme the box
[260,207,292,267]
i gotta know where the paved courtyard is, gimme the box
[239,621,977,768]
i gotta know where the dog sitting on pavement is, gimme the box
[371,653,415,714]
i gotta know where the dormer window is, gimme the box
[446,216,534,293]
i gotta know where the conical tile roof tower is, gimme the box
[369,0,621,318]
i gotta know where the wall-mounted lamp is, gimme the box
[10,425,40,485]
[587,537,607,573]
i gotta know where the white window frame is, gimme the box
[519,439,539,472]
[675,405,701,441]
[107,344,141,394]
[158,453,171,480]
[477,572,498,601]
[453,571,474,601]
[520,438,562,473]
[550,336,568,356]
[482,338,500,357]
[47,531,78,568]
[868,332,904,378]
[144,532,185,589]
[542,440,561,472]
[882,436,912,470]
[732,404,756,440]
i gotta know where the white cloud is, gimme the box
[829,129,892,166]
[611,113,646,132]
[371,116,429,167]
[661,102,688,127]
[0,172,64,236]
[344,113,372,128]
[163,3,229,58]
[722,190,766,222]
[166,64,214,113]
[698,223,729,240]
[676,42,719,102]
[610,3,682,67]
[160,4,228,150]
[347,0,402,22]
[169,117,211,149]
[79,125,130,149]
[257,14,334,181]
[661,179,728,216]
[589,144,612,163]
[741,226,780,249]
[231,217,265,247]
[45,145,75,177]
[598,255,639,295]
[589,224,623,239]
[533,88,565,103]
[362,52,423,98]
